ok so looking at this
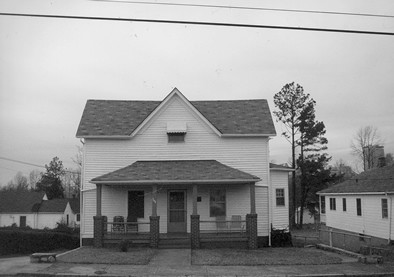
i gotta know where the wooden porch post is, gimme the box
[250,182,256,214]
[152,184,157,217]
[96,184,102,216]
[192,184,198,215]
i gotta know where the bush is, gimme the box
[54,219,79,235]
[271,228,293,247]
[119,239,132,252]
[0,229,79,255]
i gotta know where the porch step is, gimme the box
[158,238,191,249]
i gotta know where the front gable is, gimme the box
[131,88,222,137]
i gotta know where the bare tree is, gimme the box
[1,172,29,191]
[350,126,384,171]
[29,169,43,190]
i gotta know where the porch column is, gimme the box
[94,184,104,247]
[249,183,256,214]
[191,184,200,249]
[150,184,160,248]
[247,182,258,249]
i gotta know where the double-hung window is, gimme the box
[382,199,388,219]
[342,198,347,212]
[329,198,336,211]
[356,198,362,216]
[276,188,285,206]
[320,196,326,214]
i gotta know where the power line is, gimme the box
[1,12,393,36]
[0,156,80,174]
[90,0,394,19]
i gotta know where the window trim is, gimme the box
[356,198,362,216]
[329,197,336,211]
[276,188,285,206]
[382,198,388,219]
[320,196,326,214]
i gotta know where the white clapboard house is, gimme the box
[76,88,292,248]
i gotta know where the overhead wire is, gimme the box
[0,12,393,36]
[89,0,394,19]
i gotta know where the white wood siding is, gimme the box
[37,214,63,229]
[325,195,392,240]
[270,171,290,229]
[0,213,36,228]
[81,95,271,237]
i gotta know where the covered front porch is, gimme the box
[91,160,260,249]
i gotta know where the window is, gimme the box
[320,196,326,214]
[342,198,347,212]
[20,216,26,227]
[168,133,186,143]
[210,189,226,217]
[66,215,69,226]
[329,198,336,211]
[356,198,362,216]
[76,213,80,222]
[128,191,145,220]
[382,199,388,219]
[276,189,285,206]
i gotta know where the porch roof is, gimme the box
[90,160,261,185]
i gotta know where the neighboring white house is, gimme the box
[76,88,292,248]
[0,190,80,229]
[318,164,394,245]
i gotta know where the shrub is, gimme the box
[119,239,132,252]
[271,228,293,247]
[0,229,79,255]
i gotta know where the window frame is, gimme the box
[209,189,226,217]
[329,197,336,211]
[276,188,285,206]
[356,198,362,216]
[342,198,347,212]
[167,132,186,143]
[382,198,388,219]
[320,196,326,214]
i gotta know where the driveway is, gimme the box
[0,255,52,275]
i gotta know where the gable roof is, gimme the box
[318,165,394,195]
[76,89,276,138]
[68,198,80,214]
[91,160,261,184]
[0,191,46,213]
[270,163,294,171]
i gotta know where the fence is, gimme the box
[318,228,372,253]
[104,221,151,239]
[200,217,247,237]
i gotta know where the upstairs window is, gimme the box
[167,122,187,143]
[168,133,186,143]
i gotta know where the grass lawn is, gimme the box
[58,247,157,265]
[192,248,343,266]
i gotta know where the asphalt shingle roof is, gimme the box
[91,160,260,184]
[38,199,69,213]
[76,99,276,137]
[318,165,394,194]
[0,191,46,213]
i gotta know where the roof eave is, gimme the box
[90,178,261,185]
[221,133,276,137]
[77,135,132,139]
[270,168,295,171]
[317,191,394,195]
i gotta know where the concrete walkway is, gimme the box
[2,249,394,276]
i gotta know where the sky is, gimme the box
[0,0,393,186]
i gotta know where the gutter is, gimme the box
[318,192,394,196]
[90,178,261,185]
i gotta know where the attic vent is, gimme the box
[167,122,187,143]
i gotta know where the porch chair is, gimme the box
[216,216,228,234]
[112,216,125,233]
[230,215,245,234]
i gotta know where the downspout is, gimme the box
[80,138,85,247]
[389,194,392,244]
[267,139,272,247]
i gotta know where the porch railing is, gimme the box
[200,217,247,237]
[104,221,150,239]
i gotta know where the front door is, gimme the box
[168,190,187,233]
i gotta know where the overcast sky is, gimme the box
[0,0,393,186]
